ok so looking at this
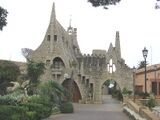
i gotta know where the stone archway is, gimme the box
[101,79,123,103]
[62,79,82,103]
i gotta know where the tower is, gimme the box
[115,31,121,59]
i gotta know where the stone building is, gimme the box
[29,3,133,103]
[135,64,160,98]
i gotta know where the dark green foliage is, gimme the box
[0,89,25,106]
[22,102,52,119]
[27,95,52,107]
[26,60,45,95]
[38,80,66,105]
[26,111,37,120]
[0,60,20,82]
[0,105,28,120]
[0,6,8,31]
[27,60,45,84]
[103,80,111,87]
[0,97,18,106]
[112,89,123,101]
[88,0,120,8]
[60,102,74,113]
[135,91,149,99]
[146,98,157,108]
[0,60,20,95]
[122,87,132,95]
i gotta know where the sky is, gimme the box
[0,0,160,68]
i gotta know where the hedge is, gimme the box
[0,105,28,120]
[22,102,52,119]
[60,102,74,113]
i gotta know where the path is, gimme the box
[47,95,129,120]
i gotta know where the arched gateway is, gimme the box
[29,3,133,103]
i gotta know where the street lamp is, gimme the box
[142,47,148,94]
[133,66,136,102]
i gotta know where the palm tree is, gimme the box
[39,80,68,105]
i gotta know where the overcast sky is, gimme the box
[0,0,160,68]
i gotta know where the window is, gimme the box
[82,76,85,84]
[86,79,89,87]
[52,57,65,69]
[62,36,64,42]
[46,60,50,66]
[107,59,116,73]
[135,85,143,93]
[47,35,50,41]
[152,82,157,95]
[54,35,57,42]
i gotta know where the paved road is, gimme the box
[47,95,130,120]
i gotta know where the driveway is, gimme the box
[46,95,129,120]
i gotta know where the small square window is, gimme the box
[54,35,57,42]
[46,60,50,66]
[47,35,50,41]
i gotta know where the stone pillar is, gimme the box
[93,79,102,104]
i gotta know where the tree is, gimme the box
[39,80,66,105]
[27,60,45,84]
[88,0,121,9]
[0,60,20,95]
[21,48,33,60]
[26,60,45,95]
[0,6,8,31]
[137,61,148,69]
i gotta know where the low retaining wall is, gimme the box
[123,99,159,120]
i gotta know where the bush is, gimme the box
[122,87,132,96]
[26,111,37,120]
[0,89,25,105]
[146,98,157,108]
[38,80,66,105]
[112,90,123,101]
[60,102,74,113]
[0,60,20,95]
[135,91,149,98]
[27,95,52,107]
[52,106,60,114]
[22,102,52,119]
[0,105,28,120]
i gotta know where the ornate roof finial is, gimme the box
[68,15,73,34]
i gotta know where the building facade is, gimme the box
[135,64,160,98]
[29,3,133,103]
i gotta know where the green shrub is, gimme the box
[0,105,28,120]
[0,90,25,105]
[52,106,60,114]
[122,87,132,96]
[112,90,123,101]
[27,95,52,107]
[22,102,52,119]
[135,91,149,98]
[38,80,66,105]
[0,97,17,105]
[0,60,20,95]
[146,98,157,108]
[26,111,37,120]
[60,102,74,113]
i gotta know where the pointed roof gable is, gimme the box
[50,2,56,23]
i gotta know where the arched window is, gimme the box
[107,59,116,73]
[52,57,65,69]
